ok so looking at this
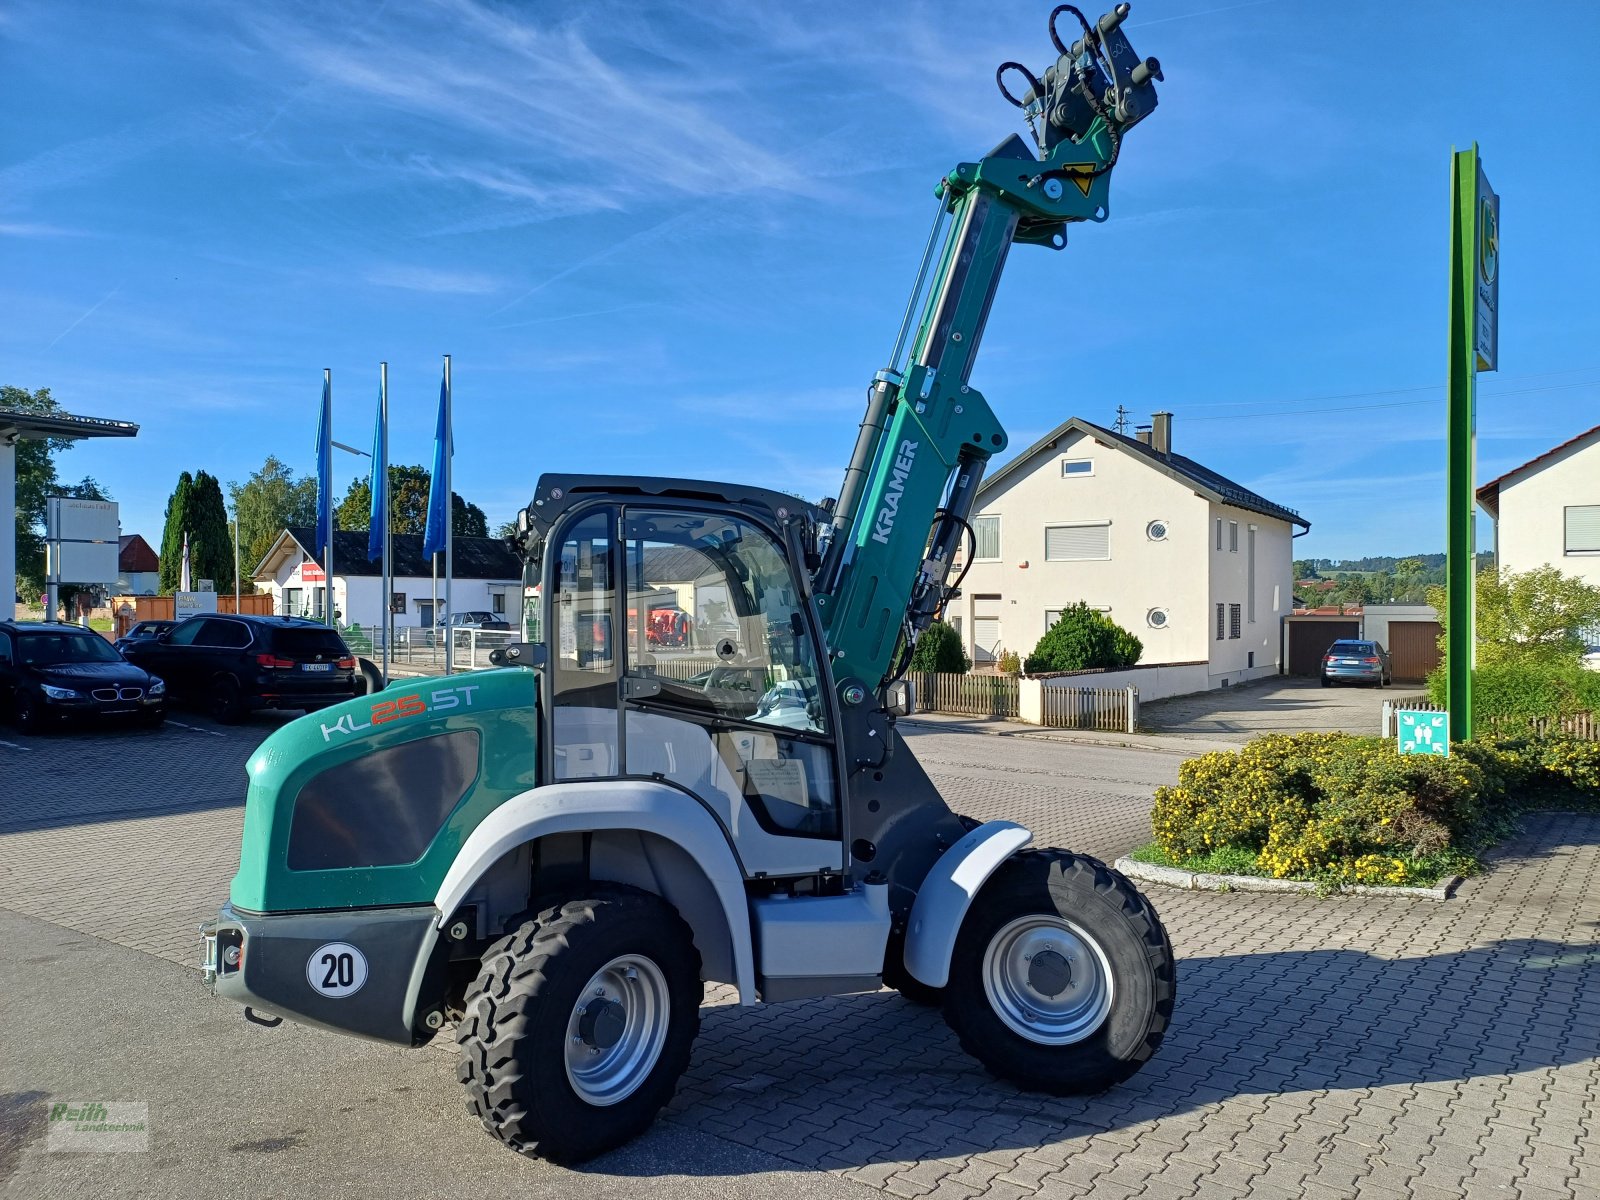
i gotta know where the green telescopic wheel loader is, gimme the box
[202,4,1176,1163]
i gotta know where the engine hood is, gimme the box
[33,660,155,689]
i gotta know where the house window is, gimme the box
[1216,602,1225,641]
[1060,459,1093,478]
[492,592,506,614]
[1044,522,1111,561]
[1045,606,1108,630]
[1216,519,1222,551]
[1229,604,1242,639]
[283,587,303,617]
[1229,521,1239,552]
[1247,526,1257,622]
[973,515,1001,561]
[1566,505,1600,554]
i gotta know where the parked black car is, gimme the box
[121,615,358,723]
[114,619,178,652]
[0,620,167,733]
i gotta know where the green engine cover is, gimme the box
[229,669,539,914]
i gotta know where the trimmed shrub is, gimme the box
[1150,731,1600,887]
[1025,602,1142,674]
[997,649,1021,675]
[910,620,970,674]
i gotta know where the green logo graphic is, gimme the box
[46,1100,149,1153]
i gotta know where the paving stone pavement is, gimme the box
[2,716,1598,1199]
[1138,677,1394,744]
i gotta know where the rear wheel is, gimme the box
[457,889,702,1163]
[1320,675,1331,688]
[209,677,244,724]
[943,850,1175,1095]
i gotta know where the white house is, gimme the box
[955,413,1308,689]
[115,533,160,595]
[253,527,523,632]
[1476,422,1600,589]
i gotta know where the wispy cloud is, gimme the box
[231,1,812,207]
[0,220,91,238]
[365,265,503,295]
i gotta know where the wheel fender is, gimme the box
[903,820,1033,988]
[434,779,756,1004]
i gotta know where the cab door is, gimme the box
[617,507,842,877]
[541,504,844,878]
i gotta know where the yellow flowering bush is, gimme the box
[1151,731,1600,886]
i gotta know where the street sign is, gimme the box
[1398,710,1450,756]
[1475,161,1499,372]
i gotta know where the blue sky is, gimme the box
[4,0,1598,562]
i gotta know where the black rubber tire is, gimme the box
[140,710,167,729]
[456,889,702,1163]
[13,692,47,735]
[209,677,244,724]
[882,929,944,1007]
[1320,676,1331,688]
[943,849,1175,1096]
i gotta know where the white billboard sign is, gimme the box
[45,496,121,584]
[48,542,120,583]
[47,496,119,543]
[175,591,219,618]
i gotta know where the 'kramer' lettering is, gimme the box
[870,440,919,545]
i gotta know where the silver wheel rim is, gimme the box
[564,954,671,1106]
[981,915,1114,1045]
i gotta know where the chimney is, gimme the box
[1134,425,1153,446]
[1151,411,1172,456]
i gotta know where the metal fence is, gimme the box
[1042,685,1137,732]
[911,672,1019,718]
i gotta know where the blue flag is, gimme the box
[314,375,333,561]
[367,386,386,563]
[422,372,451,558]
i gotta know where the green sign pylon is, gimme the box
[1446,143,1499,743]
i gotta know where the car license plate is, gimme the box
[301,663,331,672]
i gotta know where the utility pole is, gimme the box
[1113,405,1131,435]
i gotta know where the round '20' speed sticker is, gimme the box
[306,942,368,998]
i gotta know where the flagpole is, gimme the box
[443,353,454,676]
[232,520,240,613]
[379,361,391,683]
[324,368,335,627]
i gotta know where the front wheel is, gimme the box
[457,890,702,1163]
[943,850,1175,1095]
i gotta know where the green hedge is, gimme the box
[1426,659,1600,722]
[1149,731,1600,887]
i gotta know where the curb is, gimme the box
[1114,857,1463,901]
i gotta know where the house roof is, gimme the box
[256,528,522,581]
[977,416,1309,530]
[1475,422,1600,518]
[118,534,159,573]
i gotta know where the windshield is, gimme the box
[274,629,349,656]
[19,632,123,665]
[1329,642,1374,655]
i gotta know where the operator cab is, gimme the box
[512,474,845,866]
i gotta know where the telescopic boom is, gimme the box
[811,3,1162,701]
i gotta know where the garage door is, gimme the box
[1388,620,1442,682]
[1287,620,1359,676]
[972,596,1001,664]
